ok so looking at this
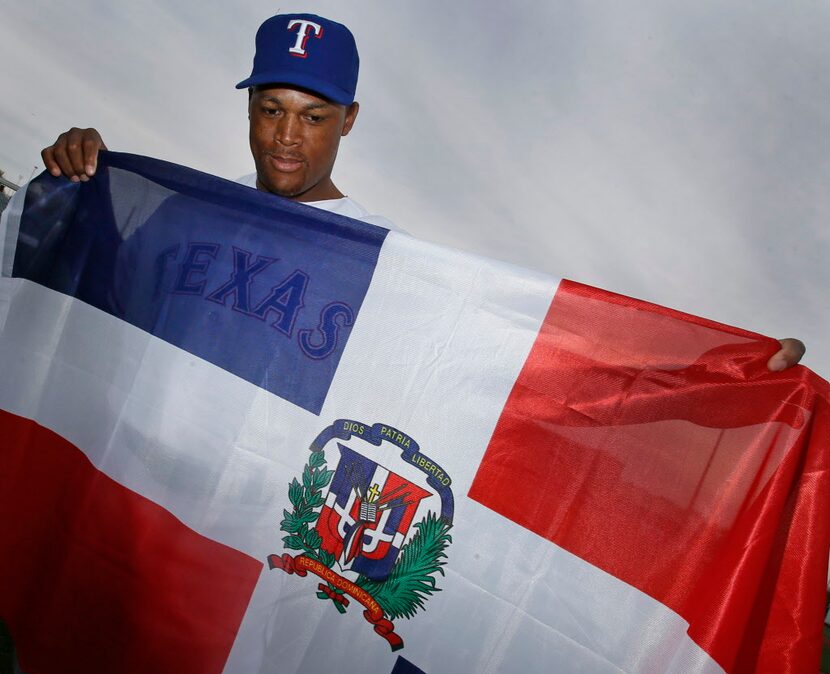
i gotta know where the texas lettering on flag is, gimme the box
[0,153,828,674]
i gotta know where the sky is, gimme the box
[1,0,828,379]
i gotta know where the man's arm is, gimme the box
[41,127,107,183]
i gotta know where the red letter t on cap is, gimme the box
[287,19,323,57]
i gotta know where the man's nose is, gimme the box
[275,115,300,146]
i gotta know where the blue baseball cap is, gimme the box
[236,14,359,105]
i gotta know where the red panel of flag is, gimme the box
[469,280,830,672]
[0,410,263,674]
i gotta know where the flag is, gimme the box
[0,152,828,674]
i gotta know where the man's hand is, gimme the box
[768,338,806,371]
[41,128,107,183]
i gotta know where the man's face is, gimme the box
[248,85,358,202]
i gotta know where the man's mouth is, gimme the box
[268,154,305,173]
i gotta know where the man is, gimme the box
[41,13,396,231]
[39,12,804,369]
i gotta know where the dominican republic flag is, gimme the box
[0,152,828,674]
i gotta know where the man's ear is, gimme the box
[247,87,255,119]
[342,102,359,136]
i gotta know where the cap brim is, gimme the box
[235,70,354,105]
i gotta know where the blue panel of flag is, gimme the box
[12,152,388,414]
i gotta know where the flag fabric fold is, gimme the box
[0,152,827,674]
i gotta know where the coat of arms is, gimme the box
[267,420,454,650]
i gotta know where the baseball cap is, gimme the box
[236,14,359,105]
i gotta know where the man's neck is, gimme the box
[256,178,344,203]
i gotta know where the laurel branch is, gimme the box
[280,450,453,619]
[280,449,336,566]
[280,449,350,611]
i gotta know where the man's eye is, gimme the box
[262,107,279,116]
[305,115,324,123]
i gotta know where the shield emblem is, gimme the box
[316,444,431,581]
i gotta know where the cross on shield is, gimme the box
[316,444,431,581]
